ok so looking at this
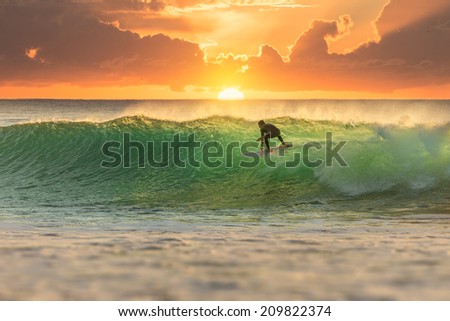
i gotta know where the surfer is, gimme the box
[257,120,287,152]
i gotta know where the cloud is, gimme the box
[0,0,449,95]
[374,0,450,38]
[238,0,450,92]
[0,0,204,88]
[99,0,165,12]
[165,0,313,11]
[289,15,353,59]
[101,10,214,34]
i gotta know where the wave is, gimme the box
[1,99,450,127]
[1,116,449,210]
[118,100,450,126]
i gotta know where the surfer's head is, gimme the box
[258,120,265,128]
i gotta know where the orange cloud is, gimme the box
[238,0,450,92]
[0,0,449,97]
[374,0,450,38]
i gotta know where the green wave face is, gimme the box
[1,116,449,211]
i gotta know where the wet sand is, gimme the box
[1,214,449,300]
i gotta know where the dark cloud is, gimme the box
[0,0,203,88]
[290,15,352,61]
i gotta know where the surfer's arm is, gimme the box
[258,130,266,147]
[260,135,265,148]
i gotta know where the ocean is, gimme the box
[0,99,449,300]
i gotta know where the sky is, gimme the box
[0,0,449,99]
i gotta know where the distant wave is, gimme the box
[1,99,450,126]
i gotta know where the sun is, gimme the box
[217,88,245,100]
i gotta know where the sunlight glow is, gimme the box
[25,47,39,60]
[217,88,245,100]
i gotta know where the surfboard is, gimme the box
[242,143,293,158]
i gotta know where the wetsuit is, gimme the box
[260,123,285,149]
